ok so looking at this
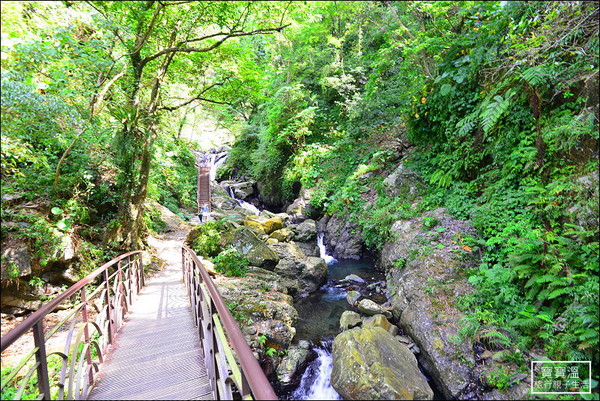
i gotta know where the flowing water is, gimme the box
[291,340,342,401]
[285,235,385,400]
[227,186,261,215]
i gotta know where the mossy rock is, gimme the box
[331,327,433,400]
[263,218,284,234]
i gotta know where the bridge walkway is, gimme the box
[87,246,212,400]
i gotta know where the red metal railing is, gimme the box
[182,245,277,400]
[1,251,144,400]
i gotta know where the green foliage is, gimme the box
[485,366,516,391]
[212,247,249,277]
[191,221,224,258]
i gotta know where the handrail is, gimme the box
[1,251,145,400]
[181,245,277,400]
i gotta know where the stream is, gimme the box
[281,236,385,400]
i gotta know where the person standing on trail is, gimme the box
[199,204,209,223]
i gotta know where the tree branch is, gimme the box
[142,24,289,67]
[91,69,126,116]
[158,80,233,111]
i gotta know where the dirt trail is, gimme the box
[146,202,196,267]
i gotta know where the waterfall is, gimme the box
[209,152,228,181]
[317,233,337,265]
[292,341,342,400]
[228,187,261,216]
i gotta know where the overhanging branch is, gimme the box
[158,80,233,111]
[141,24,289,67]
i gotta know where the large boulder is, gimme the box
[1,239,32,279]
[294,241,320,257]
[222,180,255,200]
[275,340,312,385]
[214,267,298,350]
[272,255,327,298]
[380,208,480,399]
[225,227,279,269]
[299,257,328,295]
[331,327,434,400]
[317,215,363,259]
[294,219,317,242]
[285,188,318,223]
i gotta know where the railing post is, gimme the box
[104,269,114,344]
[32,322,51,400]
[80,287,94,385]
[138,253,145,291]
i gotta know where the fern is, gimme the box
[480,94,513,135]
[521,66,546,87]
[455,111,478,137]
[477,329,512,350]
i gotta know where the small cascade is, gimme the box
[292,341,342,400]
[228,187,261,215]
[317,233,337,265]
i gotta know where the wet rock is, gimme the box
[276,343,311,385]
[225,227,279,269]
[331,327,434,400]
[294,241,320,257]
[366,281,385,291]
[299,257,328,296]
[343,274,365,283]
[222,180,255,200]
[340,311,362,331]
[294,219,317,242]
[357,299,388,316]
[211,183,239,210]
[269,243,327,297]
[346,290,361,306]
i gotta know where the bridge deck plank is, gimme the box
[88,259,212,400]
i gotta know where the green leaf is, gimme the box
[56,219,71,231]
[51,207,64,215]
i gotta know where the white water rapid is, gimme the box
[292,342,342,400]
[227,187,261,216]
[317,233,337,265]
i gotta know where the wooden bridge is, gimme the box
[0,247,277,400]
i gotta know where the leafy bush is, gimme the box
[212,247,249,277]
[191,221,224,258]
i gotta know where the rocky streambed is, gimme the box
[192,149,533,400]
